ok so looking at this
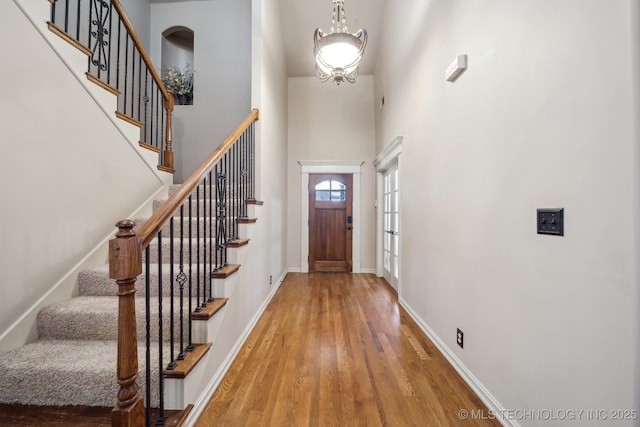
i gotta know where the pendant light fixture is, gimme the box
[313,0,367,85]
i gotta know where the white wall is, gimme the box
[120,0,151,50]
[150,0,252,182]
[252,0,288,258]
[287,76,376,272]
[374,0,640,425]
[185,0,289,421]
[0,1,164,350]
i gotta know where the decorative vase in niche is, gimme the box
[177,94,190,105]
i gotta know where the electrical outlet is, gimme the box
[457,328,464,349]
[269,275,273,286]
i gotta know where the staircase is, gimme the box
[0,182,261,419]
[0,1,270,424]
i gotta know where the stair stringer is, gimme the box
[13,0,172,186]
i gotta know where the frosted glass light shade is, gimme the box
[316,33,361,73]
[314,29,367,84]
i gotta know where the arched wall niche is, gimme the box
[161,26,195,105]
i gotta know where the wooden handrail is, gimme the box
[137,108,259,249]
[112,0,171,102]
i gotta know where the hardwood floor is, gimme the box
[0,404,189,426]
[0,405,112,426]
[0,404,192,427]
[0,273,499,426]
[196,273,500,427]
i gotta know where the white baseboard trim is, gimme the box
[286,268,377,274]
[185,270,287,426]
[399,297,515,427]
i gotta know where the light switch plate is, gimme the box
[537,208,564,236]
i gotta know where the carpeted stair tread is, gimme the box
[37,296,205,341]
[78,264,209,297]
[0,340,167,407]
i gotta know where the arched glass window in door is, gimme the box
[161,26,195,105]
[315,180,347,201]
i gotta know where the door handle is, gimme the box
[347,226,353,230]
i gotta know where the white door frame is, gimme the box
[374,136,403,287]
[299,160,364,273]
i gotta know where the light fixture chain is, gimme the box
[331,0,349,34]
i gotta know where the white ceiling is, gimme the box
[278,0,385,77]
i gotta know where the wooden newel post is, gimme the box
[109,220,145,427]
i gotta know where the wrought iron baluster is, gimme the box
[50,0,57,28]
[216,166,227,270]
[74,1,79,40]
[143,69,149,145]
[232,145,237,241]
[151,78,156,149]
[168,218,177,370]
[237,132,242,219]
[90,0,110,75]
[144,245,151,427]
[195,186,201,312]
[137,54,142,122]
[66,0,71,36]
[242,130,248,215]
[123,29,129,114]
[177,205,187,360]
[187,196,194,352]
[202,178,208,308]
[108,1,114,85]
[227,151,233,247]
[214,163,220,270]
[130,38,135,117]
[156,231,167,425]
[208,171,214,302]
[249,123,255,200]
[116,18,122,92]
[237,139,243,220]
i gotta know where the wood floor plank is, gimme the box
[195,273,500,427]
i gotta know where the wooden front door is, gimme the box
[309,174,353,272]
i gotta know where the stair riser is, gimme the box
[143,240,238,264]
[136,217,243,238]
[78,266,211,297]
[152,200,250,218]
[169,184,253,200]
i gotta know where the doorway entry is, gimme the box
[375,136,402,292]
[298,160,363,273]
[308,174,353,272]
[382,165,399,288]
